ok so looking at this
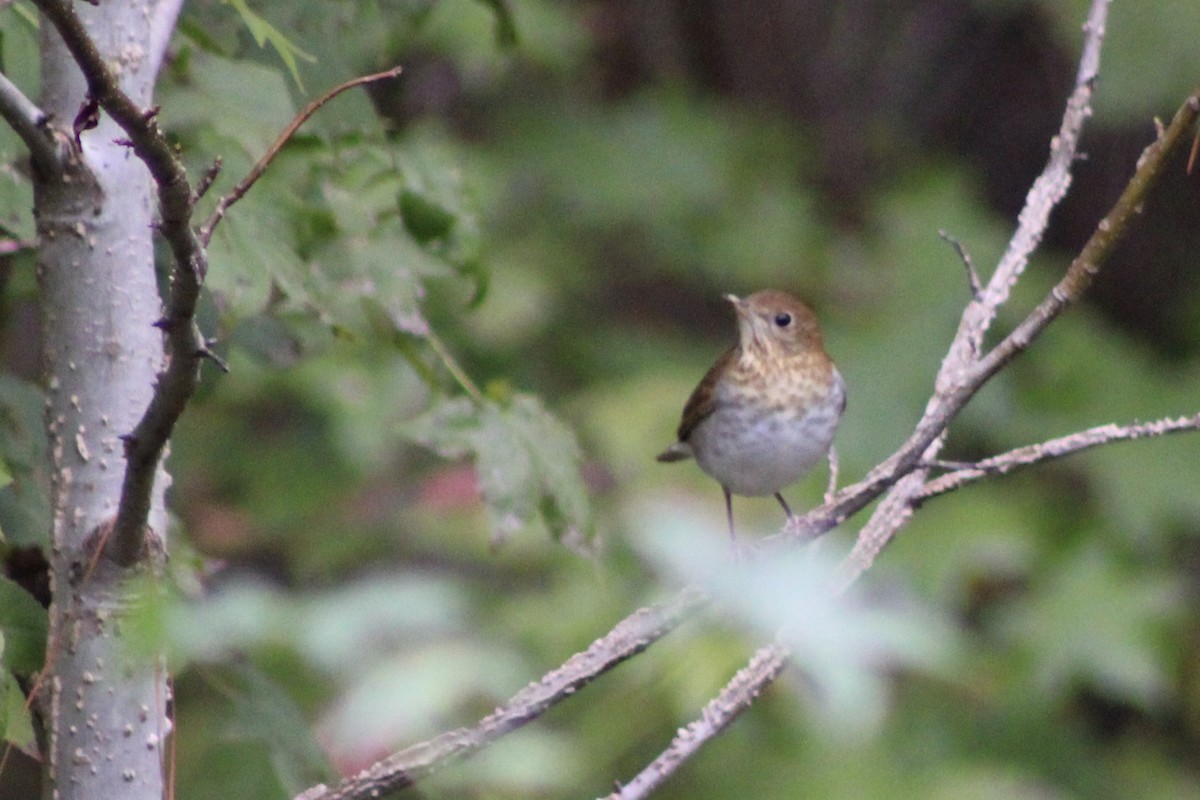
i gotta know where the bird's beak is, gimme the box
[725,293,760,348]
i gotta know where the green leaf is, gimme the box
[0,576,47,674]
[632,508,959,737]
[396,133,488,302]
[399,394,593,547]
[399,188,456,244]
[3,670,35,751]
[218,662,336,795]
[472,0,519,47]
[1000,544,1182,710]
[0,375,49,547]
[170,52,297,159]
[221,0,316,89]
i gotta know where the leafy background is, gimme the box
[3,0,1200,797]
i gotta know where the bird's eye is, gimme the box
[774,312,792,328]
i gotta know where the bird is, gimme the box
[657,290,846,543]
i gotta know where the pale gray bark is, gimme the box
[33,2,183,798]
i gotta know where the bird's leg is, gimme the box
[724,487,737,542]
[774,492,794,519]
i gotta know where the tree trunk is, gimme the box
[33,2,181,798]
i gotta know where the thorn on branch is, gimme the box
[142,104,161,123]
[195,157,223,201]
[938,230,982,300]
[113,137,133,148]
[73,96,100,148]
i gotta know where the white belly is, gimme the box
[687,396,841,496]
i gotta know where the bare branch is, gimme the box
[0,69,61,176]
[917,414,1200,502]
[938,229,981,301]
[975,91,1200,384]
[777,0,1118,552]
[31,3,401,568]
[604,644,790,800]
[945,0,1111,372]
[194,156,223,201]
[834,83,1199,588]
[198,65,403,246]
[298,588,708,800]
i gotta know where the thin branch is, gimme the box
[33,2,401,568]
[198,65,403,246]
[427,328,485,405]
[777,0,1114,549]
[834,84,1200,587]
[32,0,206,567]
[0,69,61,176]
[297,588,709,800]
[975,92,1200,385]
[194,156,223,201]
[943,0,1110,374]
[916,414,1200,502]
[938,229,981,300]
[604,644,790,800]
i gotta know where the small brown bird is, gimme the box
[657,290,846,541]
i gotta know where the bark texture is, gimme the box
[34,3,179,797]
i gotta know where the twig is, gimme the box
[604,644,789,800]
[938,230,981,300]
[426,328,485,404]
[297,588,709,800]
[0,69,61,176]
[194,156,223,201]
[198,65,403,246]
[944,0,1111,372]
[836,85,1200,586]
[806,0,1113,566]
[916,414,1200,502]
[33,0,206,567]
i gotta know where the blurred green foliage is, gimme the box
[3,0,1200,798]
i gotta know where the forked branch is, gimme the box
[32,0,401,566]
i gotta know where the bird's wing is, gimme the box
[675,346,736,443]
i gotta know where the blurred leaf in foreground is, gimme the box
[632,502,960,737]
